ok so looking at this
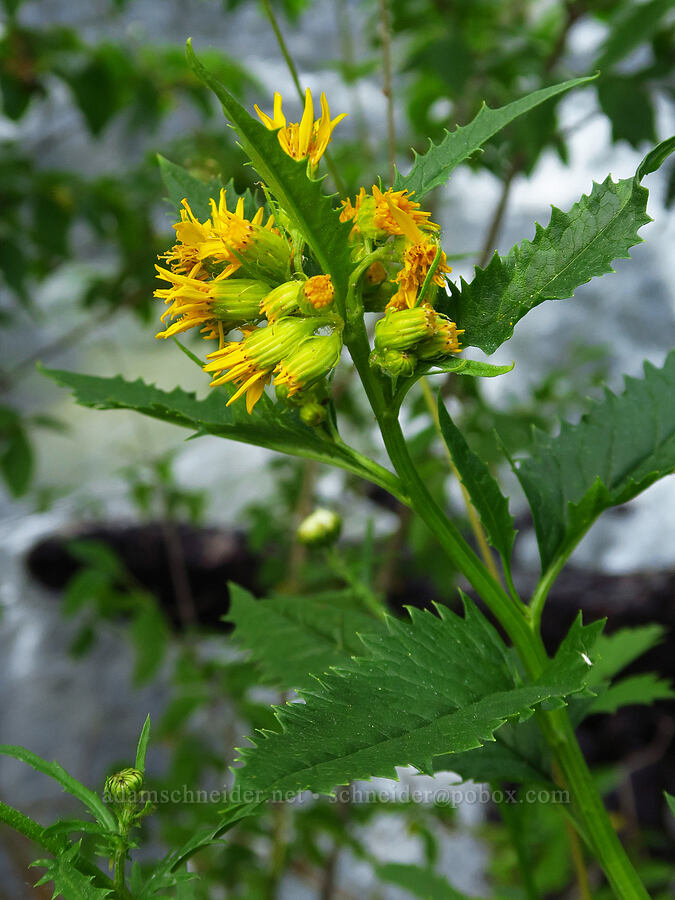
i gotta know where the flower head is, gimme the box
[255,88,347,168]
[203,317,323,413]
[301,274,335,311]
[154,269,268,339]
[340,185,438,240]
[274,331,342,399]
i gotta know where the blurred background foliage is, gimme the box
[1,0,673,897]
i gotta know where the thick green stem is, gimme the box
[343,304,650,900]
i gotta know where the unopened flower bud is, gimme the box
[274,331,342,398]
[370,348,417,377]
[374,305,435,352]
[297,508,342,547]
[416,315,463,358]
[261,280,303,321]
[300,400,327,426]
[105,768,143,802]
[211,279,271,326]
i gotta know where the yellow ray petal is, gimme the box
[298,88,314,158]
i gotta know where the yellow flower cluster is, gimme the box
[154,88,462,412]
[155,187,342,415]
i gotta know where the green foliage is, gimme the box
[135,715,152,773]
[227,584,385,692]
[595,0,673,71]
[185,41,354,305]
[0,745,116,831]
[515,351,675,572]
[0,404,33,496]
[590,625,668,683]
[41,366,405,500]
[233,602,601,800]
[437,397,515,568]
[377,861,475,899]
[157,154,261,223]
[32,843,113,900]
[394,75,595,198]
[447,139,675,354]
[588,673,675,715]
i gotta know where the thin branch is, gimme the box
[378,0,396,183]
[261,0,346,194]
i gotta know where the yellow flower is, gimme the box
[161,198,213,278]
[199,189,288,281]
[372,185,438,236]
[302,274,335,311]
[203,317,321,413]
[154,268,268,339]
[254,88,347,167]
[161,189,287,289]
[340,185,438,240]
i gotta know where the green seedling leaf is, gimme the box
[395,76,595,198]
[438,397,516,568]
[227,585,385,692]
[0,746,116,832]
[233,600,600,801]
[515,351,675,573]
[40,366,405,502]
[135,715,151,774]
[447,137,675,354]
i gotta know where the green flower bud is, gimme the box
[261,280,303,321]
[105,768,144,802]
[211,279,270,327]
[297,508,342,547]
[274,331,342,398]
[374,306,435,352]
[370,348,417,377]
[300,400,327,426]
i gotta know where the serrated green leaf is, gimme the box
[377,862,476,899]
[590,624,667,684]
[157,154,260,222]
[515,351,675,572]
[185,41,354,306]
[233,601,599,801]
[137,802,259,898]
[39,366,405,502]
[32,843,113,900]
[435,615,603,785]
[434,718,552,786]
[447,144,663,353]
[157,154,223,221]
[394,359,514,408]
[589,673,675,715]
[437,398,515,567]
[0,746,116,832]
[227,585,385,692]
[394,76,595,199]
